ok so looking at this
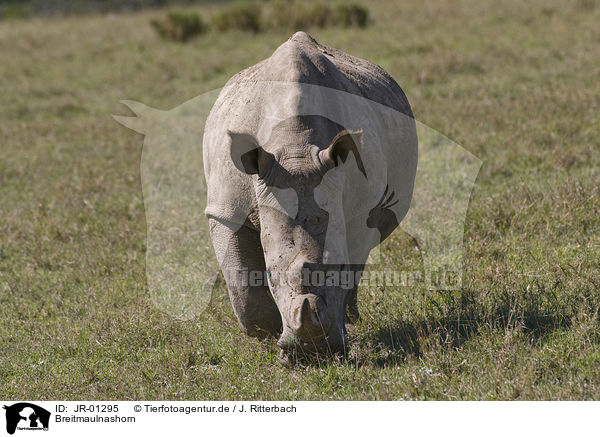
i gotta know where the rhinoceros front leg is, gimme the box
[209,218,282,338]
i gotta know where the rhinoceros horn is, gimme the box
[293,294,331,340]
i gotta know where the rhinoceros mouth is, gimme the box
[277,343,348,367]
[276,328,348,366]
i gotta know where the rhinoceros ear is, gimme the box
[228,131,261,175]
[318,130,367,179]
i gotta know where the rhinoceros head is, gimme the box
[229,115,366,358]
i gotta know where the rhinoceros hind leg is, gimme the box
[209,218,282,338]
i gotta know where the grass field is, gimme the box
[1,0,599,400]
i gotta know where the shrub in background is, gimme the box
[269,0,332,30]
[150,1,370,41]
[0,3,33,19]
[0,0,211,18]
[151,10,206,42]
[334,2,369,28]
[213,2,262,33]
[268,0,296,29]
[304,2,332,28]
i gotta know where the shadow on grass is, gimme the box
[201,276,586,369]
[354,287,576,368]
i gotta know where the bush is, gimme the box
[268,1,367,31]
[149,1,370,41]
[151,10,206,42]
[303,3,332,28]
[268,0,331,30]
[213,3,262,33]
[334,2,369,28]
[268,0,295,29]
[0,3,33,19]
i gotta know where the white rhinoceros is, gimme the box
[203,32,417,361]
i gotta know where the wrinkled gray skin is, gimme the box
[203,32,417,362]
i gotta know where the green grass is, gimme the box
[1,0,599,400]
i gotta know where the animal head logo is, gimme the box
[114,82,481,320]
[3,403,50,435]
